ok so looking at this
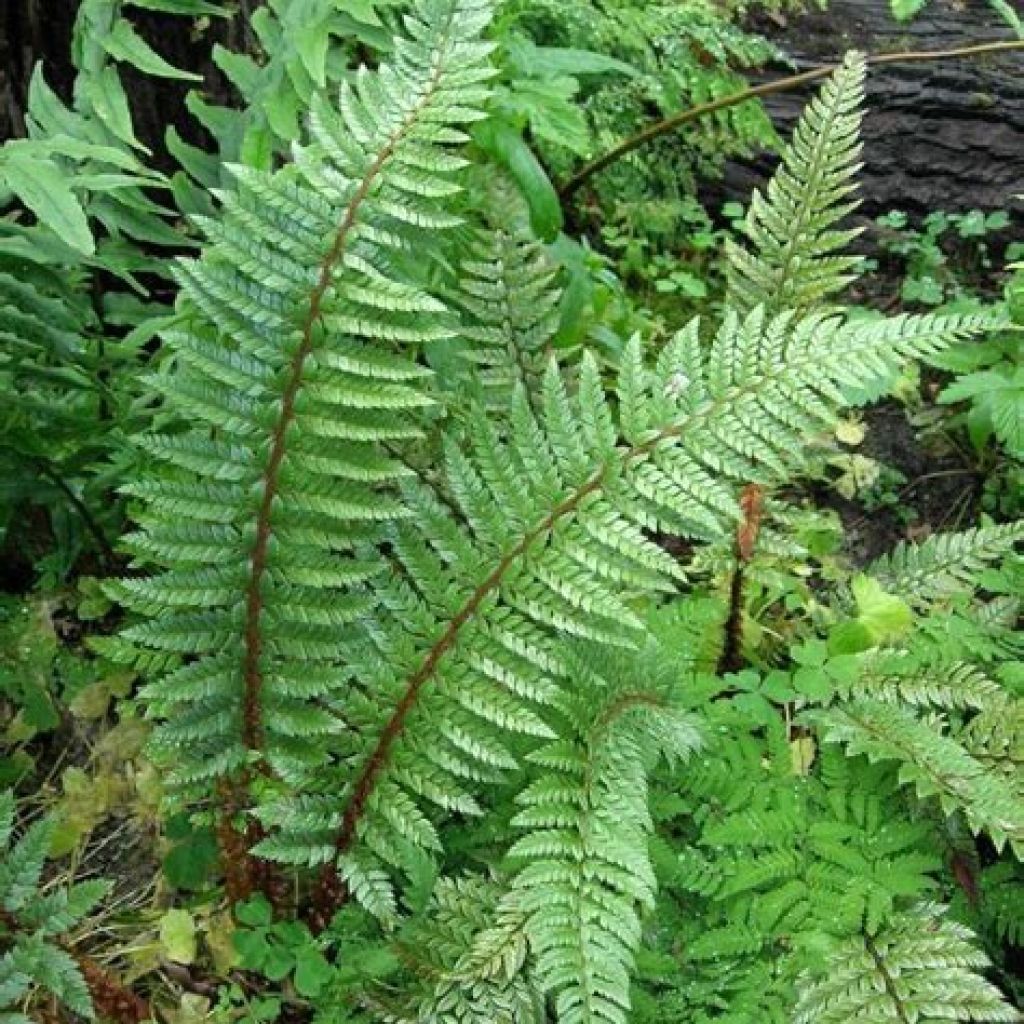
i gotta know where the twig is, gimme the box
[559,39,1024,199]
[30,457,117,568]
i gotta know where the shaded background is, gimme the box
[2,0,1022,216]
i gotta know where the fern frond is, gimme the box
[817,701,1024,855]
[509,649,701,1024]
[794,903,1016,1024]
[842,656,1007,711]
[0,793,109,1022]
[727,52,866,316]
[108,0,497,848]
[865,522,1023,607]
[959,699,1024,795]
[454,223,562,408]
[379,877,542,1024]
[266,303,996,921]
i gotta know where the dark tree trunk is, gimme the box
[0,0,259,159]
[714,0,1024,220]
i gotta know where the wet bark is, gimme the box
[716,0,1024,217]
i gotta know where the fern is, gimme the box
[794,903,1017,1024]
[507,0,785,232]
[373,876,543,1023]
[101,34,1020,1023]
[509,647,700,1024]
[816,701,1024,855]
[256,300,994,920]
[105,0,498,889]
[864,522,1024,606]
[0,0,185,572]
[727,52,866,317]
[453,221,561,408]
[0,792,107,1023]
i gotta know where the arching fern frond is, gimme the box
[865,522,1024,607]
[794,903,1016,1024]
[817,701,1024,855]
[509,648,701,1024]
[104,0,498,890]
[265,302,997,926]
[727,51,866,317]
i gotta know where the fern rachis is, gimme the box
[109,0,498,901]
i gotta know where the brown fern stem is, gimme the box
[76,955,152,1024]
[718,483,764,675]
[227,32,456,909]
[307,472,609,931]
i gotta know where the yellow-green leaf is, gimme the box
[159,908,197,965]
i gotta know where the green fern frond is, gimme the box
[454,223,562,408]
[0,792,108,1022]
[509,649,700,1024]
[727,51,866,316]
[258,303,995,914]
[817,701,1024,854]
[380,877,542,1024]
[959,699,1023,795]
[865,522,1024,607]
[794,903,1017,1024]
[107,0,498,826]
[843,656,1007,711]
[973,863,1024,948]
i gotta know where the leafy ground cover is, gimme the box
[0,2,1021,1023]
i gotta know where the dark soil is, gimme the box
[817,399,983,565]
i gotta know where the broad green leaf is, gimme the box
[851,575,912,643]
[18,136,144,172]
[25,65,79,137]
[234,895,273,928]
[336,0,384,24]
[162,815,219,891]
[474,119,563,242]
[263,87,302,141]
[165,127,221,186]
[102,19,202,80]
[84,67,146,151]
[500,77,591,155]
[294,22,331,87]
[506,38,637,80]
[0,155,94,255]
[293,948,332,998]
[212,44,261,94]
